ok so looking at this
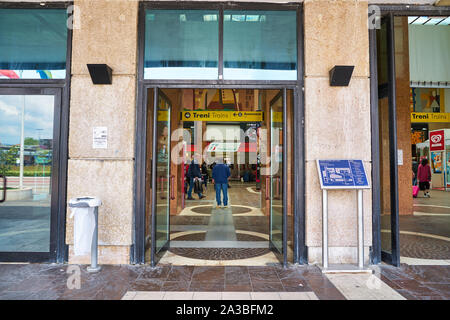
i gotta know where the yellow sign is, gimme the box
[271,111,283,123]
[180,111,263,122]
[157,110,169,121]
[411,112,450,123]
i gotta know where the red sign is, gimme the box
[429,130,445,151]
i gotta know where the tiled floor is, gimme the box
[164,182,294,265]
[0,263,448,300]
[378,264,450,299]
[122,291,319,300]
[381,189,450,260]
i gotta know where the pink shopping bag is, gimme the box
[412,185,419,198]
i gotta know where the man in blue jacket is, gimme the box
[212,158,231,208]
[187,154,205,200]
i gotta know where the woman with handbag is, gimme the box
[417,157,432,198]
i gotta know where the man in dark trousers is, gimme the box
[212,158,231,208]
[187,154,205,200]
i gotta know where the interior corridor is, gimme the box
[144,88,294,266]
[164,181,279,265]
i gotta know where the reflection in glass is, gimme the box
[270,93,283,253]
[144,10,219,80]
[223,10,297,80]
[0,95,54,252]
[0,9,67,79]
[155,94,171,253]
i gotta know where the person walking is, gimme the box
[187,154,205,200]
[212,158,231,208]
[224,160,231,189]
[417,157,432,198]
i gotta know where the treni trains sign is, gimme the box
[180,111,264,122]
[411,112,450,123]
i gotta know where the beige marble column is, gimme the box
[66,0,139,264]
[304,0,373,264]
[394,17,413,215]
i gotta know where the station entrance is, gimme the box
[144,88,294,266]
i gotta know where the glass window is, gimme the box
[144,10,219,80]
[0,95,55,252]
[223,10,297,80]
[0,9,68,79]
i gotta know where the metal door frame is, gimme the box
[0,2,72,263]
[133,1,306,266]
[0,87,64,262]
[150,88,172,267]
[267,89,289,266]
[369,5,450,266]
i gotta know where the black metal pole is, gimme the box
[369,27,381,265]
[387,14,400,267]
[282,88,288,267]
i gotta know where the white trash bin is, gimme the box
[69,196,102,272]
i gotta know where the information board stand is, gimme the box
[317,160,372,274]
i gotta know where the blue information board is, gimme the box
[317,160,370,189]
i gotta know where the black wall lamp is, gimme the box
[87,64,113,85]
[329,65,354,87]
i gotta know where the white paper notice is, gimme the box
[397,149,403,166]
[93,127,107,149]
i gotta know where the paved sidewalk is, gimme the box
[0,263,448,300]
[122,291,319,300]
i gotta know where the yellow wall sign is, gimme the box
[180,111,264,122]
[271,111,283,123]
[411,112,450,123]
[157,110,169,121]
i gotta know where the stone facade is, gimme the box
[2,0,442,265]
[304,0,372,264]
[64,0,374,265]
[66,0,139,264]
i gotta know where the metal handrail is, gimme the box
[170,175,175,200]
[275,176,281,199]
[265,176,270,200]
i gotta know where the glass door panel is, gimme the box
[377,15,400,266]
[0,94,55,254]
[269,91,286,264]
[151,89,171,266]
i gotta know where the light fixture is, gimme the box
[329,65,354,87]
[87,64,113,85]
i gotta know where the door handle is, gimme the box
[170,175,175,200]
[0,175,6,203]
[160,176,164,193]
[265,176,270,200]
[275,177,281,199]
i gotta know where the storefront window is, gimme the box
[0,9,68,80]
[223,10,297,80]
[144,10,219,80]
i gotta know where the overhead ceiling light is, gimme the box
[409,15,450,25]
[437,17,450,25]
